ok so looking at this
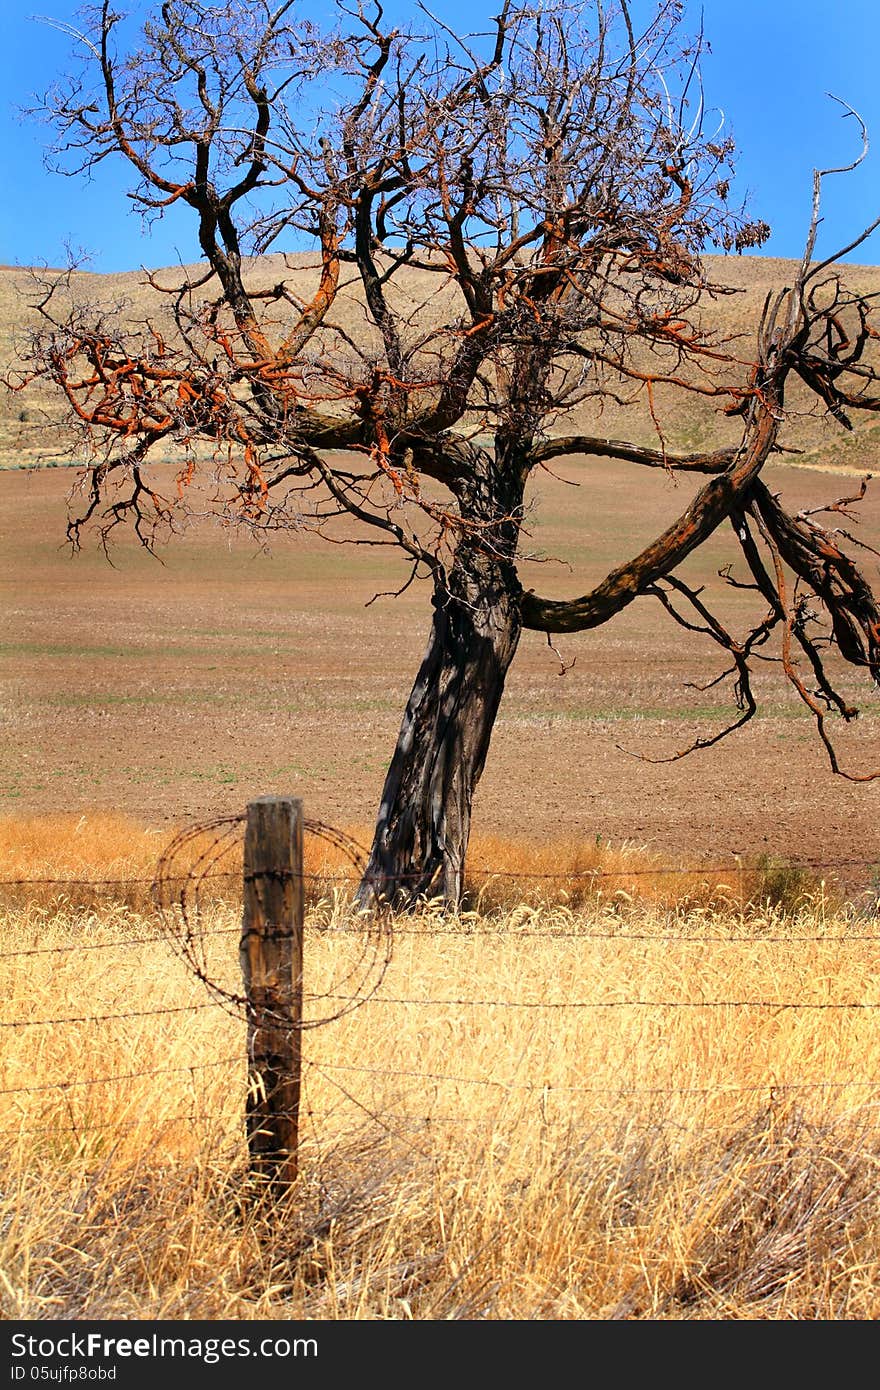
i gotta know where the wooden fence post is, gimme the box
[240,795,304,1192]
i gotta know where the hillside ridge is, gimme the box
[3,252,879,472]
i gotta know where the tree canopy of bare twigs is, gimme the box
[13,0,880,908]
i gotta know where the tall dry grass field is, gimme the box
[2,815,880,1320]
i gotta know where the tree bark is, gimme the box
[357,456,524,910]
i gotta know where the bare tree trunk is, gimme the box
[357,460,524,910]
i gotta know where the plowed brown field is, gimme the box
[3,456,880,896]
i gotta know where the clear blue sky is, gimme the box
[1,0,878,272]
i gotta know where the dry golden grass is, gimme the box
[0,812,168,888]
[2,813,880,1319]
[462,832,830,915]
[0,813,833,918]
[0,812,368,913]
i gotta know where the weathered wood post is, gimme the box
[240,795,304,1192]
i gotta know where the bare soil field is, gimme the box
[3,452,880,898]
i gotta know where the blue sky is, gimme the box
[1,0,878,272]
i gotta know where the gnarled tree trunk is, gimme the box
[357,456,525,909]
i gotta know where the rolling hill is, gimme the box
[2,251,879,473]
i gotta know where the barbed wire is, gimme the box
[11,1084,880,1145]
[6,1047,879,1104]
[308,1058,880,1098]
[0,926,240,960]
[2,819,879,1031]
[319,991,880,1011]
[315,924,880,942]
[0,1054,242,1096]
[152,813,393,1029]
[4,1045,880,1156]
[0,870,239,888]
[3,853,879,893]
[291,1059,880,1159]
[0,1000,217,1029]
[5,1062,880,1120]
[3,1111,240,1139]
[297,856,880,883]
[3,814,880,1166]
[5,986,880,1032]
[318,1100,880,1130]
[2,915,880,961]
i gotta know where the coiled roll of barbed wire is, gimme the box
[152,814,392,1025]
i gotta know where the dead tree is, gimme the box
[14,0,880,908]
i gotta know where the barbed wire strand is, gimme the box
[4,1111,242,1140]
[3,852,880,892]
[308,1057,880,1098]
[313,924,880,943]
[12,1058,870,1104]
[8,1077,880,1139]
[0,1000,218,1029]
[316,991,880,1011]
[7,980,880,1030]
[0,1054,242,1096]
[0,926,241,961]
[301,1057,436,1162]
[0,870,239,888]
[3,924,880,962]
[9,991,880,1030]
[6,1062,880,1147]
